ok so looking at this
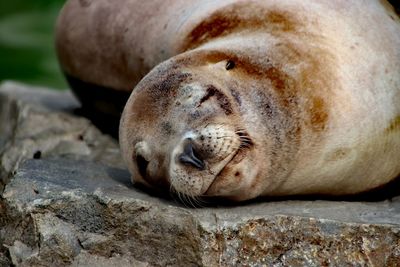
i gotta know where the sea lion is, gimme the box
[56,0,400,201]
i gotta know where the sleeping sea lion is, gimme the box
[56,0,400,201]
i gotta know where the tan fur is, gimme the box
[57,0,400,201]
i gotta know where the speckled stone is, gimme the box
[1,158,400,266]
[0,81,123,192]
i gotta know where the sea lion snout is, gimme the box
[168,124,242,196]
[178,140,205,170]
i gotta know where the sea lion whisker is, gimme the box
[175,190,186,208]
[190,193,203,208]
[189,195,201,208]
[193,196,206,208]
[170,185,181,201]
[216,136,235,141]
[185,192,198,208]
[179,188,194,208]
[170,188,182,205]
[239,137,252,143]
[181,192,192,208]
[240,140,252,145]
[240,141,251,145]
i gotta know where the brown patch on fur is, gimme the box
[326,148,351,162]
[309,97,328,131]
[264,66,289,93]
[282,42,335,132]
[181,3,299,51]
[386,115,400,133]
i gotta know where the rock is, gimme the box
[1,159,400,266]
[0,81,124,192]
[0,81,400,266]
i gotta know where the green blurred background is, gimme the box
[0,0,67,90]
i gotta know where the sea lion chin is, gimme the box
[57,0,400,201]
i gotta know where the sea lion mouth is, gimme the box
[203,130,253,195]
[169,125,254,196]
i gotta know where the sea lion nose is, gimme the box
[178,140,205,170]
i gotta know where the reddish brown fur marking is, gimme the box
[326,147,351,162]
[181,3,299,51]
[276,42,335,132]
[386,115,400,133]
[309,97,328,131]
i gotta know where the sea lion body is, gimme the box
[56,0,400,201]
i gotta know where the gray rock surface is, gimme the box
[0,81,124,192]
[0,81,400,266]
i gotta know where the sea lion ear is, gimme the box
[225,60,235,70]
[134,141,151,177]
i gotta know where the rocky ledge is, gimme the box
[0,81,399,267]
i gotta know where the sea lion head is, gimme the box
[120,53,271,201]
